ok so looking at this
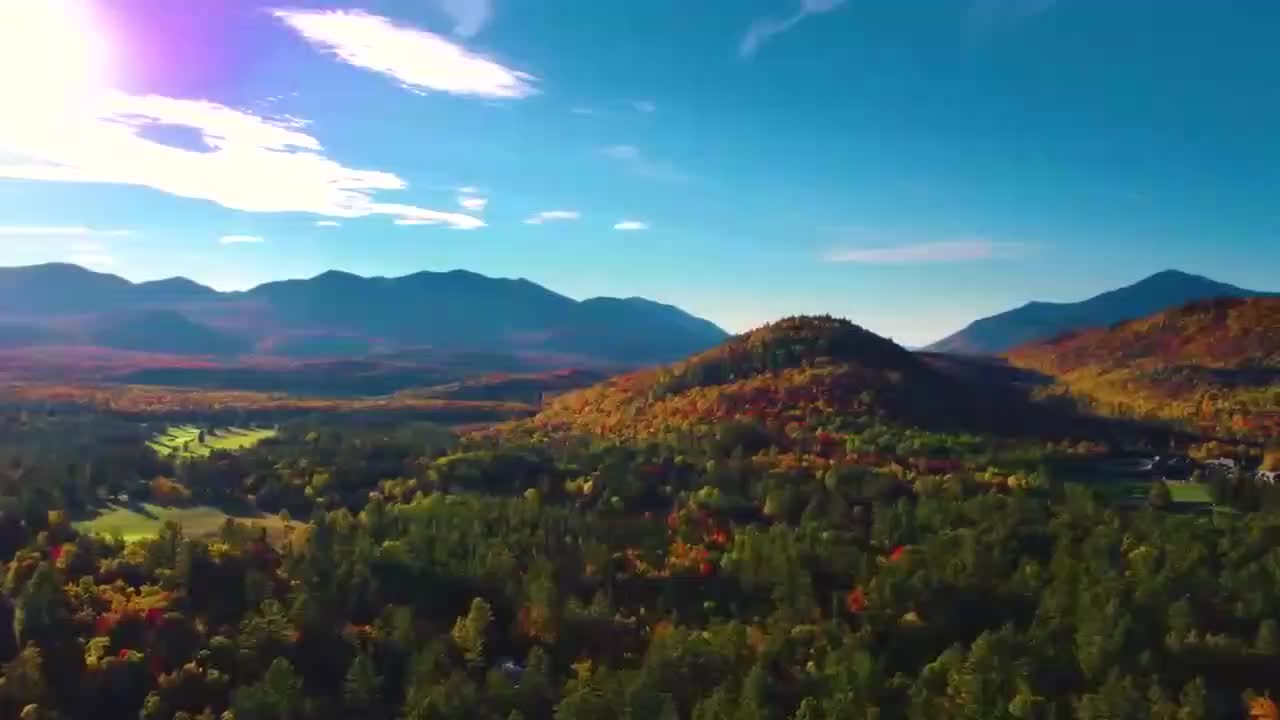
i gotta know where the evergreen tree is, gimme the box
[451,597,493,669]
[344,649,384,714]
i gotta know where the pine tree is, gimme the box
[452,597,493,668]
[344,649,383,713]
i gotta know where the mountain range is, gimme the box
[0,263,729,366]
[926,270,1277,355]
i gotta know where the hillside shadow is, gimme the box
[916,351,1055,387]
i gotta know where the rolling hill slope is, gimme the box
[1007,297,1280,437]
[928,270,1275,355]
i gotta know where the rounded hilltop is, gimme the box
[521,314,1044,442]
[648,315,921,398]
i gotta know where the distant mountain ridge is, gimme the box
[0,263,729,365]
[926,270,1277,355]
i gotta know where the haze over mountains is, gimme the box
[0,263,729,366]
[927,270,1278,356]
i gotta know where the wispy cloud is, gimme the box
[0,226,132,237]
[273,9,537,99]
[218,235,265,245]
[523,210,580,225]
[315,220,341,227]
[571,106,596,116]
[432,0,494,38]
[613,220,649,231]
[0,90,485,230]
[629,100,656,113]
[382,204,485,229]
[740,0,847,58]
[825,238,1018,264]
[600,145,687,183]
[459,195,488,211]
[456,187,488,212]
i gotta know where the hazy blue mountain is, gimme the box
[87,309,253,357]
[0,263,729,364]
[926,270,1276,355]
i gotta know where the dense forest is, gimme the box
[0,317,1278,719]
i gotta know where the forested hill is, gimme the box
[927,269,1275,355]
[1007,297,1280,437]
[522,315,1084,443]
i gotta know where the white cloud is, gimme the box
[458,194,488,211]
[315,220,341,227]
[613,220,649,231]
[457,186,480,194]
[523,210,580,225]
[218,235,265,245]
[600,145,687,183]
[571,106,595,115]
[740,0,847,58]
[433,0,494,38]
[825,238,1017,264]
[273,9,537,99]
[0,90,485,230]
[0,226,131,236]
[630,100,656,113]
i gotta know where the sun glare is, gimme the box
[0,0,115,116]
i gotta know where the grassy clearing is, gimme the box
[73,502,289,542]
[149,425,277,459]
[1169,482,1214,504]
[1067,472,1214,507]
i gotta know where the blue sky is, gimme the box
[0,0,1277,346]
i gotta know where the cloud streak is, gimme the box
[457,187,488,212]
[600,145,687,183]
[826,238,1017,264]
[459,195,488,211]
[523,210,580,225]
[218,235,265,245]
[273,9,537,99]
[740,0,847,58]
[0,90,485,230]
[613,220,649,231]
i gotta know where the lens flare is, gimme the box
[0,0,116,116]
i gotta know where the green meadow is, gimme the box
[147,424,278,459]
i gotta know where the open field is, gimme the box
[1169,481,1214,504]
[148,424,278,458]
[73,502,289,542]
[1086,478,1213,507]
